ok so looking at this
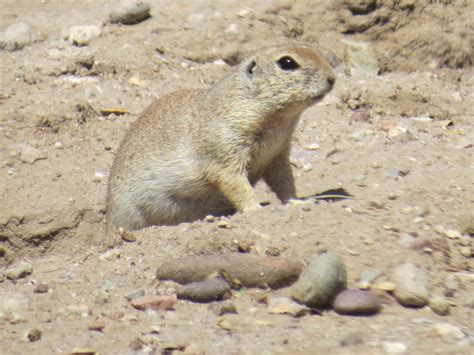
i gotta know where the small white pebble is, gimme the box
[94,171,106,180]
[54,141,64,149]
[213,59,227,66]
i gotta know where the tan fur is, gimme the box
[106,45,335,231]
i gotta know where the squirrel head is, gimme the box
[237,45,335,115]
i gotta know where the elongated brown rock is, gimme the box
[156,254,302,289]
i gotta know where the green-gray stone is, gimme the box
[290,253,347,308]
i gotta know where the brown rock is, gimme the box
[34,284,49,294]
[130,295,177,311]
[87,319,105,332]
[350,108,371,123]
[27,328,41,342]
[156,254,302,289]
[333,289,381,315]
[177,278,231,303]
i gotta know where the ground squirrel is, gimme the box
[107,45,335,231]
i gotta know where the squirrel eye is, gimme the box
[276,56,300,71]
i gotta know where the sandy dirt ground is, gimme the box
[0,0,473,354]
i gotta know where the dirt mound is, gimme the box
[332,0,473,71]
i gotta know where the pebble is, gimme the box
[381,341,407,354]
[54,141,64,149]
[444,229,461,239]
[156,254,302,289]
[204,215,215,222]
[459,246,471,257]
[0,22,33,51]
[65,303,90,318]
[217,316,234,331]
[428,323,466,343]
[208,302,237,316]
[390,263,428,307]
[386,168,409,179]
[177,278,231,303]
[87,319,105,332]
[333,289,381,315]
[27,328,42,342]
[130,295,176,311]
[428,295,450,316]
[118,228,137,242]
[267,297,310,317]
[373,281,396,292]
[125,288,145,301]
[290,253,347,308]
[340,332,364,347]
[99,248,121,261]
[350,108,371,122]
[3,260,33,280]
[109,0,151,25]
[34,283,49,294]
[387,126,414,142]
[62,25,101,46]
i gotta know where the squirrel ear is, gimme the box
[245,60,256,78]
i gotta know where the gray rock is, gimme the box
[340,331,364,346]
[156,254,302,289]
[62,25,102,46]
[390,263,429,307]
[177,278,231,303]
[0,22,33,51]
[333,289,381,315]
[109,0,151,25]
[429,295,450,316]
[341,39,379,75]
[267,297,310,317]
[125,288,145,301]
[3,260,33,280]
[290,253,347,308]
